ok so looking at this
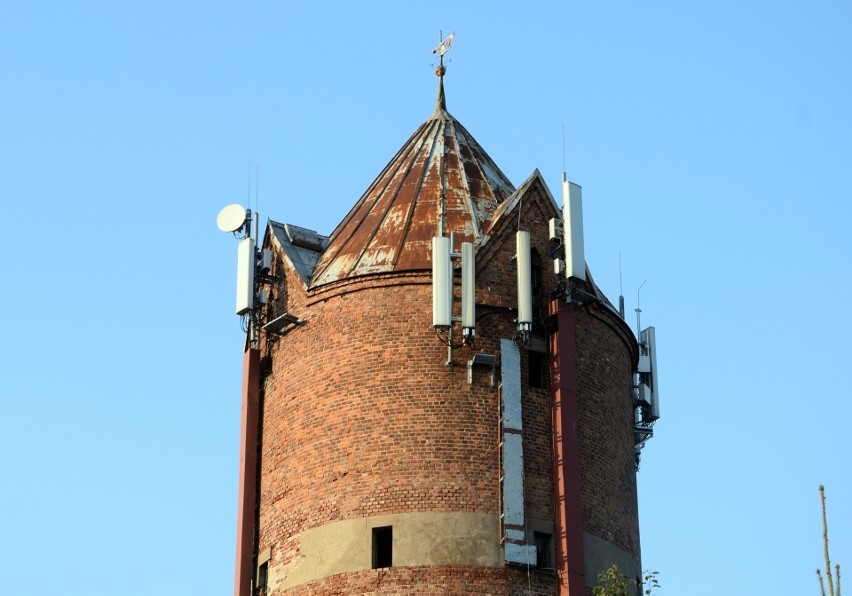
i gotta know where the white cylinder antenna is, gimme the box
[432,236,452,327]
[516,231,533,329]
[562,176,586,282]
[461,242,475,336]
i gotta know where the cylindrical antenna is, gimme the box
[516,231,533,326]
[461,242,475,337]
[432,236,452,327]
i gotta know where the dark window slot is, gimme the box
[372,526,393,568]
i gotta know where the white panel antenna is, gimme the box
[259,249,273,276]
[516,231,533,331]
[432,236,452,328]
[461,242,475,337]
[217,202,256,319]
[562,175,586,281]
[548,217,562,242]
[236,237,256,315]
[638,326,659,421]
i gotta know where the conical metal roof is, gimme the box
[310,77,515,287]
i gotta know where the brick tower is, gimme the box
[227,50,658,596]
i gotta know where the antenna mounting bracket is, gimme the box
[262,312,305,337]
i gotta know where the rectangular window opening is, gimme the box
[529,350,546,389]
[255,561,268,596]
[533,531,554,570]
[372,525,393,568]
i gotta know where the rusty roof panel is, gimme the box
[310,103,515,288]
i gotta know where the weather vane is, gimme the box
[432,31,455,57]
[432,30,455,74]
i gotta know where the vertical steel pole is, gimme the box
[234,347,260,596]
[549,298,586,595]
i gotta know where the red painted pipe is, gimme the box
[234,348,260,596]
[549,299,586,595]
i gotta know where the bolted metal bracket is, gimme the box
[566,287,599,308]
[262,312,305,337]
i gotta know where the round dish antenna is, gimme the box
[217,203,247,233]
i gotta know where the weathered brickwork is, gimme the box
[253,173,640,593]
[271,565,556,595]
[574,305,641,559]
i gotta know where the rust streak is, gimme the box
[310,109,517,287]
[340,118,441,279]
[391,119,444,269]
[312,121,431,285]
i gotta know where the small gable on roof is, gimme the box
[475,169,560,267]
[486,169,560,235]
[266,220,329,286]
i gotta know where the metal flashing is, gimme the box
[268,220,329,284]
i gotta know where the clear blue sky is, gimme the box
[2,2,850,595]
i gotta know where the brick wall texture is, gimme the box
[254,182,640,594]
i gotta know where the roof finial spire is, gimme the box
[432,31,454,112]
